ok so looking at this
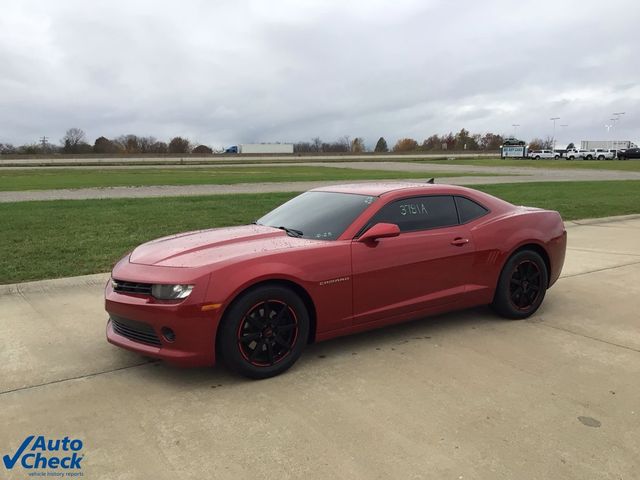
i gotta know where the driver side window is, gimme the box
[369,195,459,233]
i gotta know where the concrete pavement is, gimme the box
[1,215,639,479]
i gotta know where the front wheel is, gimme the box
[597,155,605,160]
[491,250,549,319]
[535,155,540,160]
[217,285,310,379]
[554,155,560,159]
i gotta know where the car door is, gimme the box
[350,195,476,326]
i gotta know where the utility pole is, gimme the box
[550,117,560,151]
[39,136,49,153]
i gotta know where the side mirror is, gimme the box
[358,223,400,243]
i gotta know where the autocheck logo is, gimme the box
[3,435,84,473]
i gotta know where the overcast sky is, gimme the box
[1,0,639,148]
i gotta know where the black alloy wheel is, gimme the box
[218,285,310,379]
[237,300,298,367]
[492,249,548,319]
[508,260,542,311]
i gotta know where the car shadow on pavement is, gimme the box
[131,306,507,388]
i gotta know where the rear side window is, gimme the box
[369,195,458,232]
[455,196,488,223]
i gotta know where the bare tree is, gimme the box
[61,128,87,153]
[528,138,544,150]
[139,136,157,153]
[150,141,168,154]
[0,143,17,154]
[168,136,191,153]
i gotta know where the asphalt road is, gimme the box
[2,161,640,202]
[1,215,639,479]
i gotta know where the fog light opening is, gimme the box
[161,327,176,343]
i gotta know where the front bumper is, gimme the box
[105,279,222,367]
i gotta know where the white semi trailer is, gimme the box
[581,140,637,150]
[225,143,294,154]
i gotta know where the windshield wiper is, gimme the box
[276,226,303,238]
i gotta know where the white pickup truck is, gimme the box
[566,149,592,160]
[592,148,616,160]
[527,149,560,159]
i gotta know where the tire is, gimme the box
[535,155,540,160]
[554,155,560,159]
[597,155,604,160]
[217,285,310,379]
[586,155,593,160]
[491,250,548,319]
[568,155,574,160]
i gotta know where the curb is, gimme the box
[0,273,110,297]
[564,213,640,228]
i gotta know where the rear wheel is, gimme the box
[554,155,560,159]
[535,155,540,160]
[218,285,310,379]
[597,155,605,160]
[492,250,548,319]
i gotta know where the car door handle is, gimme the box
[451,237,469,246]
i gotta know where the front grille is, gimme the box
[112,279,152,296]
[110,315,161,347]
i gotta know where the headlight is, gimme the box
[151,284,194,300]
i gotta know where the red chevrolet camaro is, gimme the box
[105,182,566,378]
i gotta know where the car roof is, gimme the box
[310,182,476,197]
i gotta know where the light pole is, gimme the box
[550,117,560,150]
[512,124,520,137]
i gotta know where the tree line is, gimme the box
[0,127,560,155]
[0,128,212,155]
[293,129,508,153]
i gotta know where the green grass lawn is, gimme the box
[420,158,640,171]
[1,180,639,284]
[0,166,481,191]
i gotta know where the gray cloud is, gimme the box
[0,0,638,149]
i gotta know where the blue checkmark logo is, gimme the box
[3,435,34,469]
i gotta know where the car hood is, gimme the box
[129,225,322,268]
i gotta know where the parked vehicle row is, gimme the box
[521,144,639,160]
[565,148,618,160]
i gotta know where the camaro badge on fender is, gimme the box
[319,276,351,286]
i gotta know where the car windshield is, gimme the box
[256,191,377,241]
